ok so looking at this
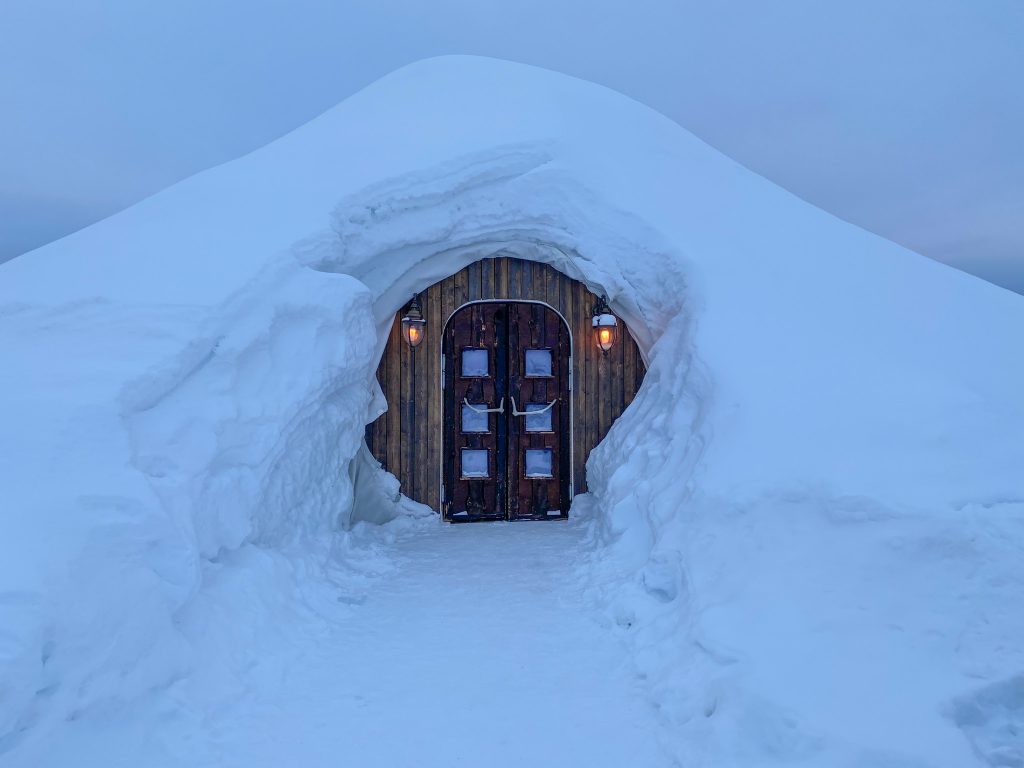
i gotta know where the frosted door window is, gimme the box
[461,349,489,377]
[461,449,489,478]
[524,349,552,377]
[524,402,553,432]
[525,448,553,478]
[461,403,489,433]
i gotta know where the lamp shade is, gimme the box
[401,295,426,348]
[591,295,618,356]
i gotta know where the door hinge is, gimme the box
[441,355,445,388]
[568,363,573,392]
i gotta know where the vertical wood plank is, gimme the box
[611,316,624,428]
[623,323,637,409]
[508,258,521,300]
[415,319,430,503]
[569,280,579,494]
[481,257,493,301]
[597,294,611,450]
[467,259,480,302]
[557,267,575,494]
[426,283,441,510]
[386,316,402,485]
[442,265,455,349]
[544,262,556,310]
[400,315,412,498]
[498,256,509,298]
[454,264,470,310]
[590,286,600,487]
[535,261,548,308]
[574,281,588,493]
[442,273,456,509]
[555,265,565,314]
[586,285,600,485]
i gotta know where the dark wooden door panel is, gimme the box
[444,303,507,521]
[508,303,571,520]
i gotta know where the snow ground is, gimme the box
[8,516,668,767]
[10,495,1021,767]
[204,520,666,768]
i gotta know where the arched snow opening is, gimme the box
[289,146,709,533]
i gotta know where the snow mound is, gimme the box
[1,55,1023,765]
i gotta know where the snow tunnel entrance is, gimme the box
[364,255,647,521]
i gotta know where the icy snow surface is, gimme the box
[6,518,668,766]
[2,55,1024,766]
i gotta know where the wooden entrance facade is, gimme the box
[364,256,646,521]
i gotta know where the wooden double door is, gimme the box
[443,302,572,521]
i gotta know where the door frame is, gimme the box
[439,299,575,517]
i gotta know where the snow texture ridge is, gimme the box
[1,55,1023,765]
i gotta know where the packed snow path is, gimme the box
[194,520,667,767]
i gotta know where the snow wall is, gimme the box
[2,56,1023,764]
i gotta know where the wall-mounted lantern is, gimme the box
[401,294,426,348]
[592,295,618,356]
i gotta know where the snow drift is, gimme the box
[1,55,1023,766]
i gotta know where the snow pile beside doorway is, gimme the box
[1,55,1023,766]
[0,262,379,752]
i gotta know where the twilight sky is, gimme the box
[1,0,1022,293]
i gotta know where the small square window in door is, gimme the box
[524,402,554,432]
[461,449,489,478]
[524,348,552,377]
[461,403,490,433]
[461,348,489,377]
[524,448,553,478]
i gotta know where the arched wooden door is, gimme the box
[442,301,572,522]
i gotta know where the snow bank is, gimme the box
[2,55,1023,765]
[0,257,377,750]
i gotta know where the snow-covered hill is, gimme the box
[1,56,1022,766]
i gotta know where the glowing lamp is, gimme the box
[591,295,618,356]
[401,294,426,348]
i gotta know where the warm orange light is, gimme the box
[592,296,618,356]
[401,294,426,349]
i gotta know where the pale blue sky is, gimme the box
[1,0,1022,293]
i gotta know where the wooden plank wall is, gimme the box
[364,256,646,512]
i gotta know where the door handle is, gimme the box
[462,397,505,414]
[510,395,558,417]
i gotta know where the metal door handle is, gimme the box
[462,397,505,414]
[510,395,558,417]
